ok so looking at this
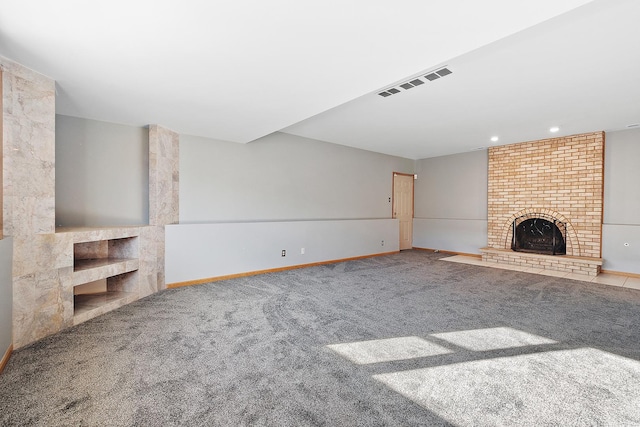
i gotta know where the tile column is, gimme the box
[146,125,179,293]
[2,56,73,348]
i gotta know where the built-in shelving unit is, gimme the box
[57,227,143,325]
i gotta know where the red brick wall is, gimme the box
[487,132,604,258]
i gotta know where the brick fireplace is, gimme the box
[481,131,604,276]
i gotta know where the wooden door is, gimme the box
[393,173,414,250]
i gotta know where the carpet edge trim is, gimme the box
[0,344,13,375]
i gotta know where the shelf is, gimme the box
[73,291,138,325]
[56,226,141,242]
[74,257,137,272]
[72,258,139,287]
[66,229,142,325]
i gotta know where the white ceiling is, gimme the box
[1,0,637,159]
[284,0,640,159]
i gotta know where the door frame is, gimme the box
[391,172,415,219]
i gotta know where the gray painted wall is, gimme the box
[53,115,639,276]
[166,219,399,284]
[602,128,640,273]
[55,115,149,227]
[180,132,414,223]
[602,224,640,274]
[0,238,12,357]
[413,150,488,253]
[603,128,640,225]
[170,132,413,282]
[413,219,488,255]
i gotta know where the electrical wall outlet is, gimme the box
[381,240,384,246]
[281,250,286,257]
[301,248,305,254]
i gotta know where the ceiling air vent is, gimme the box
[377,66,453,99]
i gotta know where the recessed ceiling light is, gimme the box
[490,136,499,142]
[549,126,560,133]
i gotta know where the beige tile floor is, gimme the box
[442,255,640,290]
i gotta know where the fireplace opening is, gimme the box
[511,214,566,255]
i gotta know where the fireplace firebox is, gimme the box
[511,214,566,255]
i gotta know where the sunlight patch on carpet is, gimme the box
[431,326,557,351]
[327,337,452,365]
[373,348,640,426]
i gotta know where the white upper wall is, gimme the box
[180,132,414,223]
[604,127,640,225]
[55,115,149,227]
[414,149,488,220]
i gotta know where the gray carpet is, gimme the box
[1,250,640,426]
